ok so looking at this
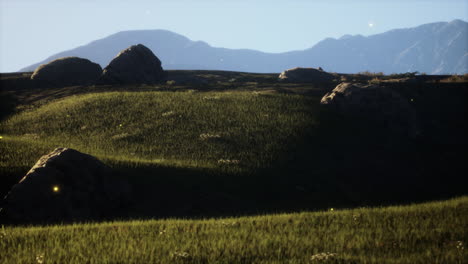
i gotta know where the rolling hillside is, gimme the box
[1,196,466,263]
[1,72,466,219]
[0,70,466,262]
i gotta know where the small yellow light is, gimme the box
[0,136,3,139]
[330,208,334,211]
[52,186,60,192]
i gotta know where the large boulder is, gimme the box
[278,67,335,83]
[320,82,419,137]
[0,148,131,224]
[99,44,167,85]
[31,57,102,86]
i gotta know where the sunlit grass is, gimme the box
[0,90,317,174]
[1,197,466,264]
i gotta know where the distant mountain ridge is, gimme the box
[20,19,468,74]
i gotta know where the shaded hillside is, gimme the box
[1,73,466,220]
[20,20,468,74]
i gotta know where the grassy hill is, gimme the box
[0,70,467,262]
[1,70,467,219]
[0,87,326,218]
[1,196,466,263]
[1,90,316,169]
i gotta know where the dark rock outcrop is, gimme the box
[320,82,419,137]
[99,44,166,84]
[278,67,335,83]
[0,148,131,225]
[30,57,102,86]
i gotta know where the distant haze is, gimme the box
[20,20,468,74]
[1,0,468,72]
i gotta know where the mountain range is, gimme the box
[20,19,468,74]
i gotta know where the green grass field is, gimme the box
[0,71,467,263]
[2,83,466,215]
[1,196,466,264]
[1,90,316,171]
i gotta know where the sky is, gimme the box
[1,0,467,72]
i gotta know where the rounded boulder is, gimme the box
[320,82,419,137]
[99,44,167,85]
[0,148,132,225]
[31,57,102,86]
[278,67,335,83]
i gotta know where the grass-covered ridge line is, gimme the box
[1,90,317,171]
[1,196,467,264]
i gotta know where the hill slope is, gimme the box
[20,20,468,74]
[1,80,466,219]
[1,196,467,263]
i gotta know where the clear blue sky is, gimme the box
[1,0,467,72]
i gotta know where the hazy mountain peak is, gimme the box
[449,19,466,26]
[339,34,353,40]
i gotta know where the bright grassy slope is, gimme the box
[1,196,467,264]
[0,90,317,174]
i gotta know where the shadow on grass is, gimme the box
[0,92,18,121]
[108,107,467,221]
[0,166,30,200]
[1,80,466,225]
